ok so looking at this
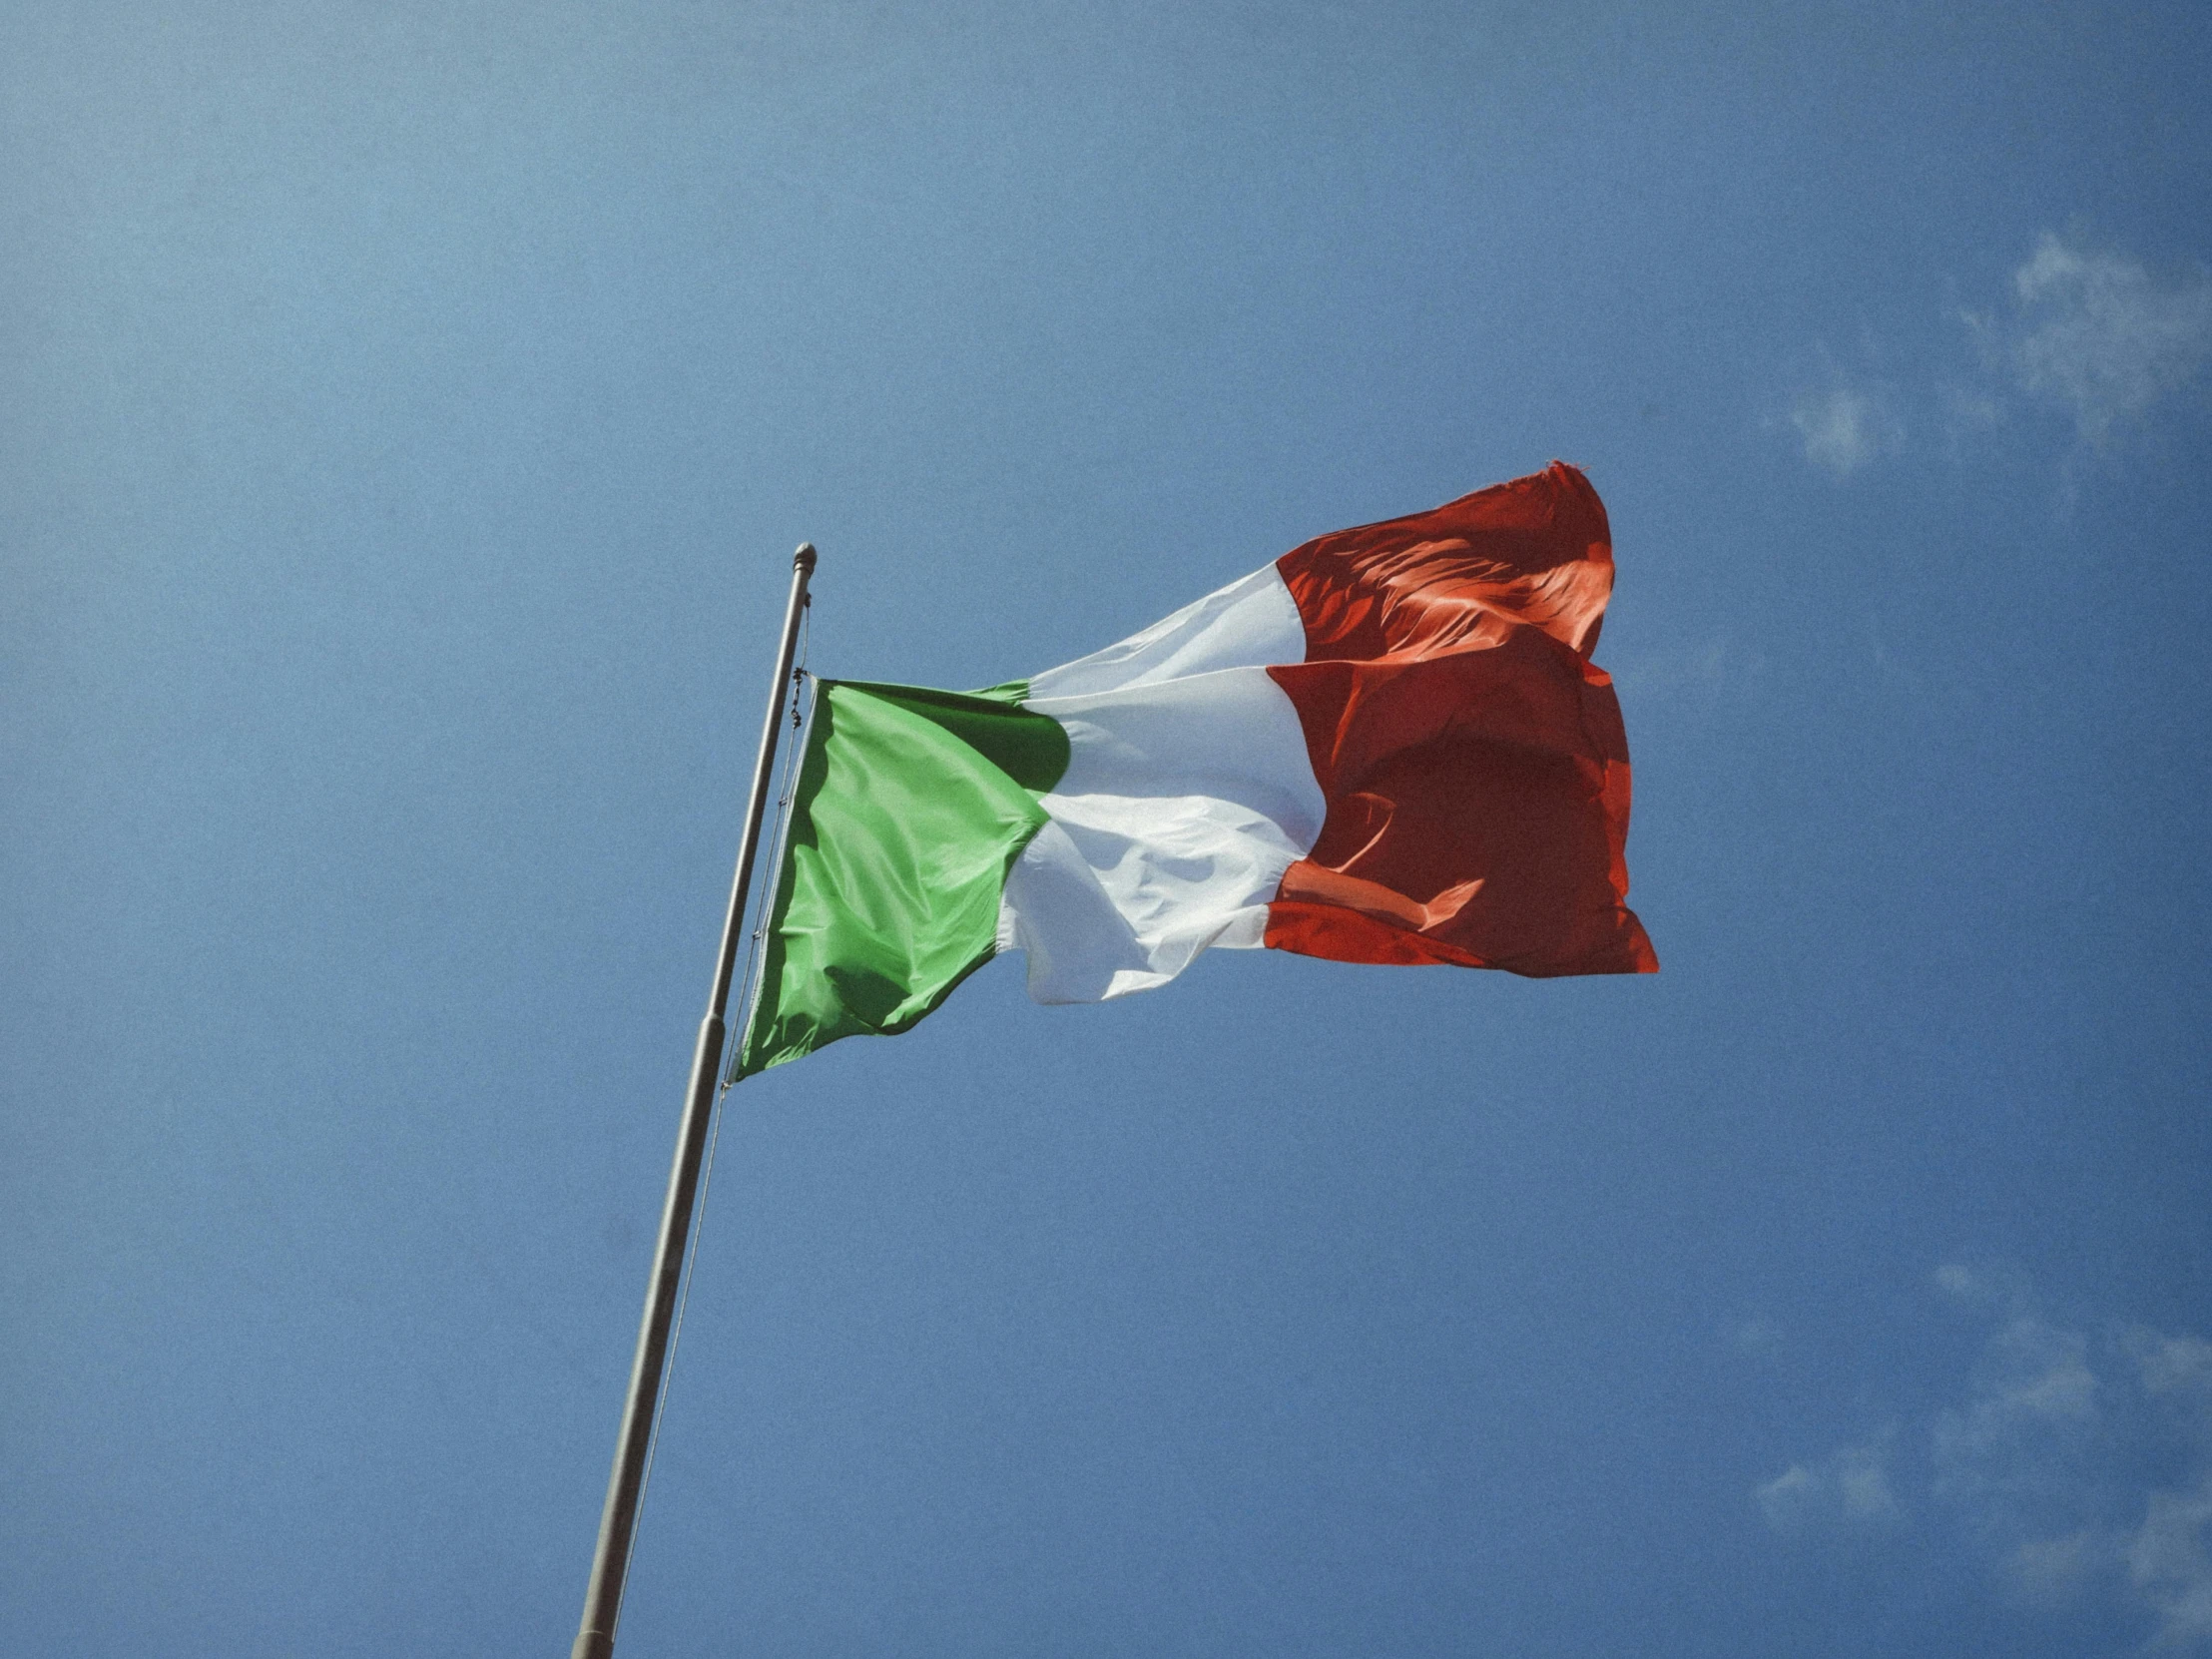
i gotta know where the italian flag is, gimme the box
[738,462,1655,1077]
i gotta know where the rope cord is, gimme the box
[726,606,814,1091]
[618,598,814,1636]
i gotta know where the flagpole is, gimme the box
[570,542,818,1659]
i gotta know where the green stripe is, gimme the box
[736,679,1070,1076]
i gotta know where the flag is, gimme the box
[738,461,1655,1077]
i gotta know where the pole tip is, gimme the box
[794,542,818,574]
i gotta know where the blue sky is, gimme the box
[5,4,2210,1655]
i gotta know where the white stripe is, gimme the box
[997,665,1324,1004]
[1024,563,1307,698]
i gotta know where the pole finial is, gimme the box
[794,542,818,574]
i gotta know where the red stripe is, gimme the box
[1263,462,1656,977]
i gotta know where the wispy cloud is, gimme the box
[1779,230,2212,476]
[1757,1265,2212,1648]
[1970,233,2212,447]
[1733,1316,1785,1357]
[1758,1431,1904,1534]
[2131,1479,2212,1649]
[1929,1267,2212,1646]
[1606,635,1751,709]
[1930,1303,2097,1509]
[1784,363,1905,476]
[2126,1329,2212,1648]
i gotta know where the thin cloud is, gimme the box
[1930,1309,2098,1505]
[1759,1266,2212,1648]
[1781,231,2210,476]
[1927,1270,2212,1645]
[2127,1329,2212,1648]
[1934,1262,1984,1299]
[1967,232,2212,447]
[2131,1477,2212,1649]
[1787,375,1905,476]
[1607,635,1749,709]
[1733,1316,1785,1357]
[2131,1329,2212,1402]
[1758,1432,1904,1534]
[2005,1527,2114,1606]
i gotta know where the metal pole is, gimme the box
[571,542,818,1659]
